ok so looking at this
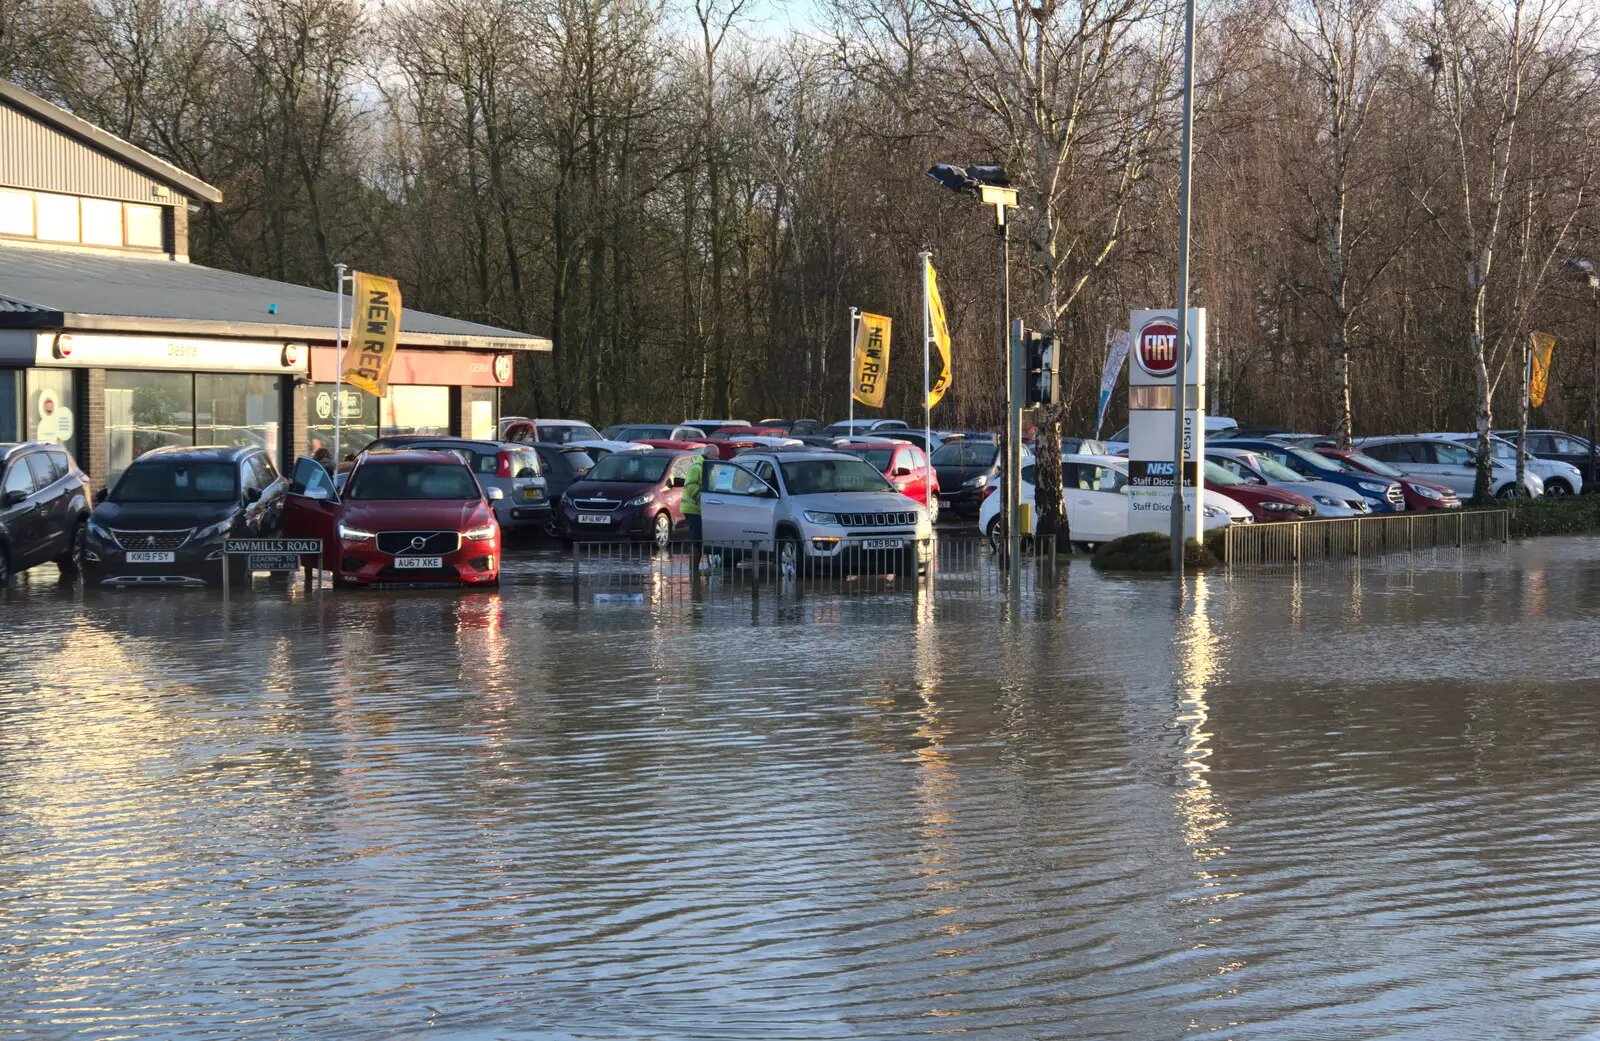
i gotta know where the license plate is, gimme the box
[521,487,544,500]
[125,551,174,563]
[939,499,951,509]
[861,538,903,550]
[578,513,610,524]
[393,556,442,569]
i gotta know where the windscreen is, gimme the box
[586,454,671,483]
[560,449,597,472]
[113,461,237,503]
[847,449,895,471]
[933,442,998,467]
[1291,448,1345,472]
[1347,452,1405,478]
[780,458,894,495]
[1252,455,1307,482]
[348,462,480,500]
[543,424,601,444]
[1204,461,1245,485]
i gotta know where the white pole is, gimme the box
[921,252,933,516]
[848,307,858,432]
[333,263,346,464]
[1169,0,1197,572]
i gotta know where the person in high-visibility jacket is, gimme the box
[681,451,705,569]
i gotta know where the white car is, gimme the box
[1355,435,1543,498]
[566,438,648,462]
[978,453,1251,551]
[699,450,933,574]
[1434,432,1581,495]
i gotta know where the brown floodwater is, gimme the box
[2,537,1599,1039]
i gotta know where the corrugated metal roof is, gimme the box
[0,244,550,350]
[0,104,185,206]
[0,80,222,203]
[0,293,49,313]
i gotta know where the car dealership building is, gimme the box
[0,78,549,490]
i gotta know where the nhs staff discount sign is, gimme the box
[1126,309,1206,539]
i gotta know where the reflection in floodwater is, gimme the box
[3,538,1600,1038]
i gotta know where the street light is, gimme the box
[1562,258,1599,490]
[927,163,1022,586]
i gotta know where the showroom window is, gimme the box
[462,387,498,441]
[381,385,449,437]
[106,371,282,485]
[307,383,378,462]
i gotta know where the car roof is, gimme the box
[360,448,473,464]
[133,444,258,463]
[530,418,594,426]
[0,440,63,460]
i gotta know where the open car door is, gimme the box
[282,457,341,568]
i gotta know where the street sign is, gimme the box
[248,554,304,571]
[224,538,322,555]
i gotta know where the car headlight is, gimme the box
[1357,481,1388,494]
[1203,504,1226,518]
[338,523,376,542]
[86,518,113,540]
[1313,495,1339,506]
[1259,500,1297,511]
[625,493,654,508]
[1411,484,1444,500]
[464,524,497,541]
[963,474,989,488]
[1565,464,1582,475]
[560,492,571,505]
[195,518,234,541]
[803,510,838,524]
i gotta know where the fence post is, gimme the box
[571,541,580,605]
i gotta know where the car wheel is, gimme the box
[56,521,86,573]
[331,571,354,589]
[1495,484,1518,499]
[985,517,1001,552]
[652,511,672,549]
[927,498,940,526]
[777,532,802,577]
[0,544,10,586]
[1545,480,1572,496]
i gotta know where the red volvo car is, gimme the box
[282,450,502,587]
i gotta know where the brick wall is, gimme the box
[81,367,105,491]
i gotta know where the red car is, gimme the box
[836,441,940,512]
[1202,459,1316,522]
[631,438,718,453]
[1317,448,1462,510]
[282,450,501,588]
[705,426,791,439]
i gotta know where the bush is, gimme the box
[1091,532,1219,572]
[1485,496,1600,538]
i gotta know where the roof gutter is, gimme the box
[0,311,552,352]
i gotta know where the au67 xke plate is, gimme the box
[861,538,903,550]
[393,556,443,569]
[125,551,175,563]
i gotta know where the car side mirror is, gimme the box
[891,467,911,477]
[302,485,331,502]
[671,476,686,487]
[487,487,505,500]
[94,487,109,505]
[245,486,263,503]
[3,490,26,507]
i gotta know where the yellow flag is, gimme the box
[852,312,892,408]
[342,271,403,397]
[1529,332,1555,408]
[927,258,952,407]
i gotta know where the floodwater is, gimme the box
[3,537,1600,1039]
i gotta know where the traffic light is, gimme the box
[1024,330,1059,407]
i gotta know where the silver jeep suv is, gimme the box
[700,450,933,573]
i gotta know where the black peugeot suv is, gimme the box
[0,441,93,584]
[83,445,287,587]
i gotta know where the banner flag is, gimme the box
[926,259,952,407]
[1094,330,1132,436]
[342,271,403,397]
[852,312,892,408]
[1529,332,1556,408]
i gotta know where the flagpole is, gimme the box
[333,262,346,464]
[848,307,859,432]
[921,252,933,519]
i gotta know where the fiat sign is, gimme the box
[1135,318,1181,377]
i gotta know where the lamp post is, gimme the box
[1169,0,1198,573]
[928,164,1021,586]
[1562,258,1599,490]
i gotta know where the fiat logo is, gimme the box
[1135,318,1182,377]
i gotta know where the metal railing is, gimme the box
[1221,509,1509,567]
[570,535,1057,611]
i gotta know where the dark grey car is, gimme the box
[393,438,551,535]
